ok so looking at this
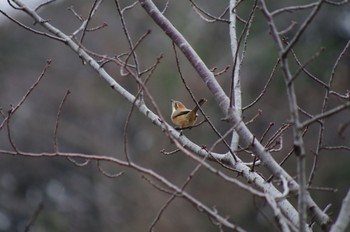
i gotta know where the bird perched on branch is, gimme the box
[171,98,207,128]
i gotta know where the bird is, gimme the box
[171,98,207,128]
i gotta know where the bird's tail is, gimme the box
[192,98,207,114]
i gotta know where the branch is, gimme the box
[229,0,242,151]
[283,0,324,56]
[0,149,241,231]
[0,9,64,42]
[149,156,206,231]
[301,101,350,129]
[140,0,329,228]
[75,0,103,43]
[189,0,230,23]
[53,90,71,153]
[6,0,331,229]
[330,188,350,232]
[0,60,51,131]
[35,0,56,11]
[259,1,326,230]
[24,202,44,232]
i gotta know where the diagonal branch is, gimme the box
[140,0,329,228]
[301,101,350,129]
[0,149,241,231]
[330,188,350,232]
[6,0,331,229]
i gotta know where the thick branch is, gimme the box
[6,0,331,229]
[229,0,241,151]
[139,0,330,228]
[330,188,350,232]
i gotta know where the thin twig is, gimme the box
[279,21,298,35]
[149,156,206,231]
[53,90,71,153]
[271,3,318,17]
[121,1,138,14]
[301,101,350,129]
[24,202,44,232]
[0,149,241,230]
[68,5,84,21]
[123,55,163,162]
[0,10,64,42]
[308,186,338,193]
[160,148,180,155]
[80,0,103,44]
[243,58,279,110]
[321,145,350,151]
[119,30,151,77]
[189,0,230,23]
[260,122,274,143]
[0,60,51,131]
[308,40,350,186]
[97,161,125,178]
[115,0,141,78]
[283,0,325,56]
[35,0,56,11]
[290,48,329,88]
[66,157,90,167]
[288,47,325,85]
[6,112,19,153]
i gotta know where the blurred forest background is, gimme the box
[0,0,350,231]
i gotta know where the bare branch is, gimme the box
[0,60,51,131]
[0,149,241,231]
[149,156,206,231]
[6,112,19,153]
[279,21,298,35]
[80,0,103,43]
[271,3,318,17]
[35,0,56,11]
[265,195,291,232]
[291,48,329,88]
[0,9,64,42]
[97,161,125,178]
[53,90,71,153]
[66,157,90,167]
[121,1,138,14]
[283,0,324,56]
[123,54,162,163]
[3,0,346,229]
[322,145,350,151]
[288,47,325,85]
[309,40,350,186]
[68,5,84,21]
[189,0,230,23]
[139,0,329,227]
[24,202,44,232]
[243,58,279,111]
[115,0,141,77]
[301,101,350,129]
[330,188,350,232]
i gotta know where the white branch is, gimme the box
[330,188,350,232]
[5,0,332,229]
[229,0,241,151]
[138,0,329,228]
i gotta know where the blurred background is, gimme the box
[0,0,350,231]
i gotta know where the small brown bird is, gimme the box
[171,99,207,128]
